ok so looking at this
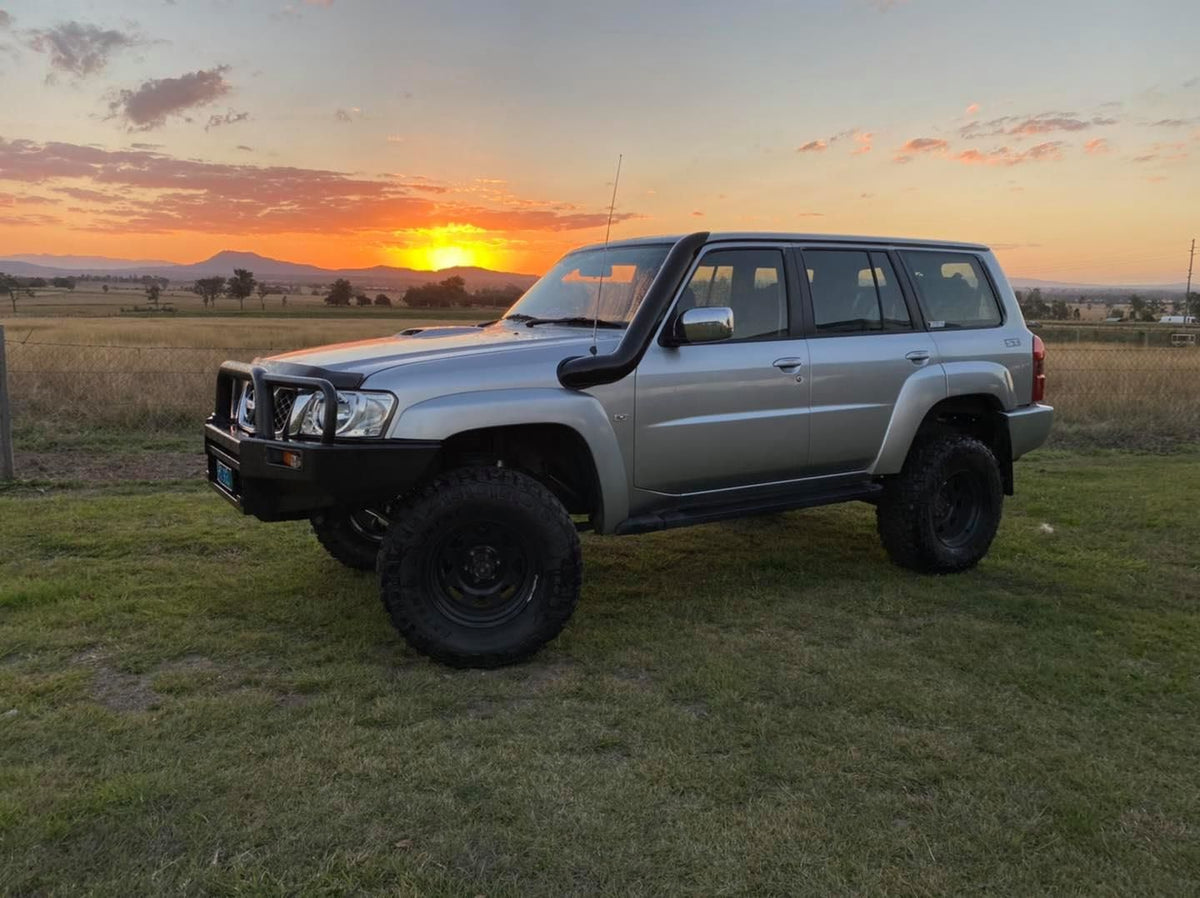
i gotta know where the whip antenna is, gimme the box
[590,153,623,354]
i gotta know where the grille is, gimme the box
[236,382,299,436]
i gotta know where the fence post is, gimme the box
[0,325,13,481]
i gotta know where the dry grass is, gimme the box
[1049,343,1200,447]
[3,316,1198,449]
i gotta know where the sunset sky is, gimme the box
[0,0,1197,283]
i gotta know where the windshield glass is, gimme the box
[503,243,671,325]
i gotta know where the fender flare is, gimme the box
[392,389,629,532]
[869,360,1018,476]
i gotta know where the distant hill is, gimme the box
[0,253,176,271]
[1009,277,1187,292]
[0,249,540,292]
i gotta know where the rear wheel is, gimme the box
[311,507,392,571]
[378,466,582,668]
[876,434,1003,573]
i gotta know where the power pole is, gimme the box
[1187,238,1195,322]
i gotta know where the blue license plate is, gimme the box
[215,460,236,492]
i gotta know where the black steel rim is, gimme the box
[932,468,984,549]
[425,519,537,628]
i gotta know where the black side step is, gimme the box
[614,481,882,535]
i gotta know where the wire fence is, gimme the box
[3,336,1200,451]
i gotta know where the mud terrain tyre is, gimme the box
[378,466,582,668]
[876,434,1003,574]
[311,508,391,571]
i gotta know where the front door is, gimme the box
[634,246,811,495]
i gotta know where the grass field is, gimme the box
[1,450,1198,895]
[4,313,1200,450]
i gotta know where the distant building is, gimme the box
[1159,315,1197,325]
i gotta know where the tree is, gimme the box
[0,273,17,313]
[355,293,371,306]
[51,276,76,290]
[1188,292,1200,320]
[257,281,272,310]
[374,293,392,307]
[403,275,472,309]
[1017,287,1049,320]
[1128,294,1146,321]
[193,276,226,310]
[145,283,162,307]
[226,268,256,311]
[1050,299,1069,321]
[102,284,109,293]
[325,278,353,306]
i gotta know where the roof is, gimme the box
[572,232,991,254]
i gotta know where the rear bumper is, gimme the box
[205,422,440,522]
[1003,403,1054,459]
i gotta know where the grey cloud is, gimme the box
[205,109,250,131]
[108,66,232,130]
[0,10,12,29]
[27,20,139,78]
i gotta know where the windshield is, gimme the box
[503,243,671,326]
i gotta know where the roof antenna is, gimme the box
[590,153,623,355]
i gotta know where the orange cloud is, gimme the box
[797,139,827,153]
[0,137,640,237]
[893,137,948,163]
[850,131,873,155]
[1083,138,1109,155]
[955,141,1065,166]
[965,102,980,116]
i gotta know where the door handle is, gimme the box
[905,350,931,365]
[773,357,804,371]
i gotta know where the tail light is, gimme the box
[1032,334,1046,403]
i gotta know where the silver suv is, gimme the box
[205,232,1053,667]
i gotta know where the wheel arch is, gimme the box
[392,389,627,530]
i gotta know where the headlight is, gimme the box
[289,390,396,438]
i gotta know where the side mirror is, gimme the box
[672,306,734,344]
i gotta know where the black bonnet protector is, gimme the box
[257,359,365,390]
[556,231,709,390]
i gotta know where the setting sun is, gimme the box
[387,224,508,272]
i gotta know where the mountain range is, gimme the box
[0,250,540,292]
[0,251,1186,294]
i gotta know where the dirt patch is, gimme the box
[91,666,160,712]
[14,451,204,483]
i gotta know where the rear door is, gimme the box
[633,245,811,494]
[798,246,938,474]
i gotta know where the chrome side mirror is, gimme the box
[675,306,733,344]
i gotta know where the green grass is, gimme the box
[1,451,1198,896]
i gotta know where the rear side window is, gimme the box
[804,249,912,334]
[900,251,1002,329]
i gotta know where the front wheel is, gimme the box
[876,434,1003,573]
[378,466,582,668]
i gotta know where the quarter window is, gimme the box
[900,251,1002,328]
[804,249,912,333]
[676,249,788,341]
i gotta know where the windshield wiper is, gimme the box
[521,316,626,329]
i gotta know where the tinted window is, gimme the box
[805,249,911,333]
[900,251,1002,328]
[872,252,912,329]
[677,249,787,341]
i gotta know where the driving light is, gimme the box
[291,391,396,438]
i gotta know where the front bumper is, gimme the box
[205,423,440,521]
[204,360,439,521]
[1003,402,1054,459]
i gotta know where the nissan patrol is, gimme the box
[204,232,1053,667]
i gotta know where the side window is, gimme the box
[807,249,909,334]
[900,251,1002,328]
[676,249,787,341]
